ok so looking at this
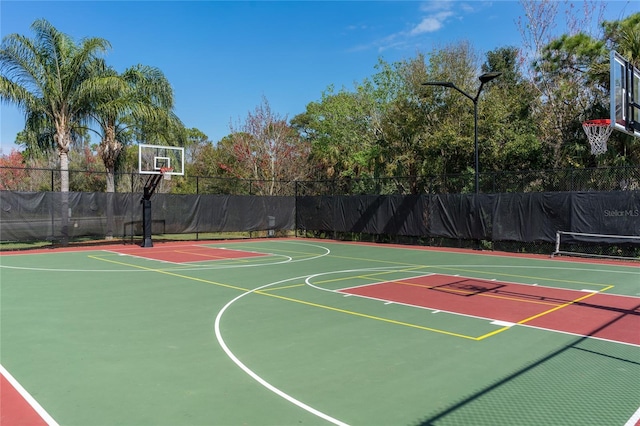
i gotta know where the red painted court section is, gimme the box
[106,245,268,263]
[0,374,49,426]
[341,274,640,345]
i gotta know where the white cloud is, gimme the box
[411,17,443,34]
[419,0,455,13]
[353,1,483,53]
[410,11,454,35]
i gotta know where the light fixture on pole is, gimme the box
[422,72,501,194]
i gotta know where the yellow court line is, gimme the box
[475,325,513,341]
[88,255,249,292]
[174,250,229,260]
[254,290,478,340]
[91,254,478,340]
[515,285,614,325]
[264,267,421,291]
[93,254,567,342]
[222,245,322,259]
[212,248,405,266]
[290,252,433,269]
[263,283,306,292]
[147,248,268,264]
[475,285,615,341]
[312,266,428,287]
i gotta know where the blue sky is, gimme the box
[0,1,636,154]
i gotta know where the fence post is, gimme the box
[571,169,575,191]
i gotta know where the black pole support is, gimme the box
[141,174,163,248]
[141,198,153,247]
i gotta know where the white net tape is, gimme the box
[582,120,613,155]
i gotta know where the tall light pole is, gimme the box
[422,72,501,194]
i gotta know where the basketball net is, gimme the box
[582,119,612,156]
[160,167,173,181]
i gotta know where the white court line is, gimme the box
[624,406,640,426]
[0,364,59,426]
[329,271,437,293]
[491,320,515,327]
[0,241,315,272]
[306,268,640,348]
[214,274,350,426]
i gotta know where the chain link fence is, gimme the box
[1,165,638,195]
[1,165,638,258]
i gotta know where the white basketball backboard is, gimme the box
[610,50,640,138]
[138,143,185,175]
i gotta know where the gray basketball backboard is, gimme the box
[610,50,640,138]
[138,143,185,175]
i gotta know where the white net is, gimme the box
[582,119,613,155]
[161,167,173,181]
[552,230,640,261]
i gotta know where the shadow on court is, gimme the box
[412,302,640,426]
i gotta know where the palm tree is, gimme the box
[90,63,182,193]
[603,13,640,67]
[0,18,110,193]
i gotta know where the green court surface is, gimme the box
[1,239,638,426]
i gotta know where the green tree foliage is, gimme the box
[481,47,547,174]
[292,85,379,181]
[373,55,429,193]
[68,144,106,192]
[4,11,638,197]
[90,64,182,193]
[421,42,483,181]
[533,13,640,167]
[0,19,110,193]
[603,12,640,67]
[293,41,547,193]
[188,134,252,194]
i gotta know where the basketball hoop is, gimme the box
[582,119,613,155]
[160,167,173,181]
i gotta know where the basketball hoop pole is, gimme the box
[140,173,164,247]
[138,144,183,247]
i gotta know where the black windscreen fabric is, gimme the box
[192,195,229,232]
[66,192,137,238]
[296,196,333,232]
[153,194,296,233]
[156,194,201,233]
[570,191,640,237]
[1,190,637,243]
[0,192,138,241]
[1,191,55,241]
[223,196,295,232]
[428,194,493,240]
[296,192,639,242]
[321,195,426,235]
[492,193,572,242]
[382,195,426,236]
[335,195,380,233]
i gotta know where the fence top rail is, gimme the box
[1,166,639,194]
